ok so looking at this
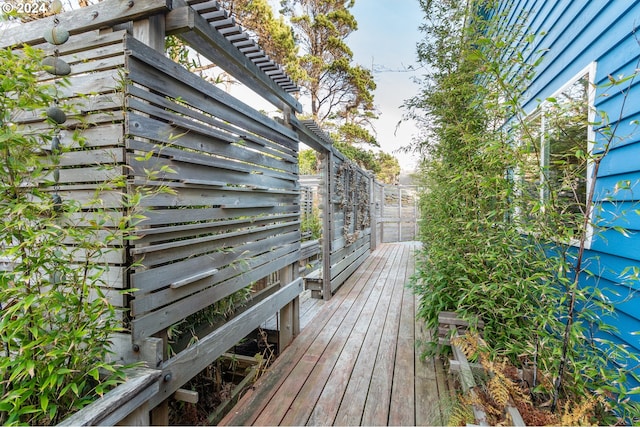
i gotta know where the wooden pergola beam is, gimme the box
[166,3,302,113]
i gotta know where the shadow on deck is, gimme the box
[221,242,452,426]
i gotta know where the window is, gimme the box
[519,63,596,244]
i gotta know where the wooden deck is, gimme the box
[262,289,326,332]
[220,242,451,426]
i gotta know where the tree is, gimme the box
[280,0,377,146]
[374,151,400,184]
[298,148,319,174]
[218,0,305,82]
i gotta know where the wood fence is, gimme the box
[379,185,420,243]
[2,0,416,423]
[296,124,377,300]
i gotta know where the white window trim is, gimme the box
[523,62,597,249]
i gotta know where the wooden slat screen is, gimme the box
[327,155,371,292]
[14,30,129,308]
[122,36,301,340]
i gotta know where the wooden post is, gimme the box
[118,402,151,426]
[369,175,377,252]
[398,187,403,242]
[133,14,165,52]
[278,263,299,351]
[380,185,385,244]
[151,329,169,426]
[321,149,333,301]
[131,14,171,426]
[415,187,419,241]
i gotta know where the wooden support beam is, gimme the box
[278,262,300,351]
[151,328,170,426]
[174,388,199,404]
[165,2,302,113]
[322,150,333,301]
[438,311,485,329]
[148,278,303,408]
[0,0,170,49]
[290,116,333,152]
[133,14,166,52]
[109,334,164,368]
[369,175,377,252]
[117,402,151,426]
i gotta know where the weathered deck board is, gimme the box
[282,244,403,426]
[388,244,416,426]
[220,242,449,426]
[261,289,325,331]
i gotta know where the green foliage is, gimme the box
[299,148,319,174]
[301,208,321,241]
[334,141,378,173]
[165,35,197,71]
[0,46,172,425]
[374,151,400,184]
[300,144,399,184]
[407,0,640,422]
[332,141,400,184]
[168,284,254,354]
[334,121,377,146]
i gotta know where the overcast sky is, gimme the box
[348,0,424,172]
[258,0,425,173]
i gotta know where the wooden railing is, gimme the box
[57,369,162,426]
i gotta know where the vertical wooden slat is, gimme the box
[370,175,377,252]
[130,15,171,425]
[322,150,333,301]
[399,187,403,242]
[278,264,295,350]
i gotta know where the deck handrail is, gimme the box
[58,368,162,426]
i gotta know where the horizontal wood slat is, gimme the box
[32,30,127,58]
[0,0,169,49]
[125,113,297,166]
[124,36,299,149]
[149,277,304,407]
[131,233,300,298]
[137,204,298,227]
[131,249,300,340]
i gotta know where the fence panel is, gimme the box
[122,36,300,340]
[380,185,419,243]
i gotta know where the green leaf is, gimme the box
[70,382,79,396]
[612,226,631,237]
[49,404,58,420]
[88,368,100,381]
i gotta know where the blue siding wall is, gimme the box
[499,0,640,386]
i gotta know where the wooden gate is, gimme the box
[377,185,419,243]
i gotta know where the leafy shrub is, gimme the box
[406,0,640,422]
[0,45,129,425]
